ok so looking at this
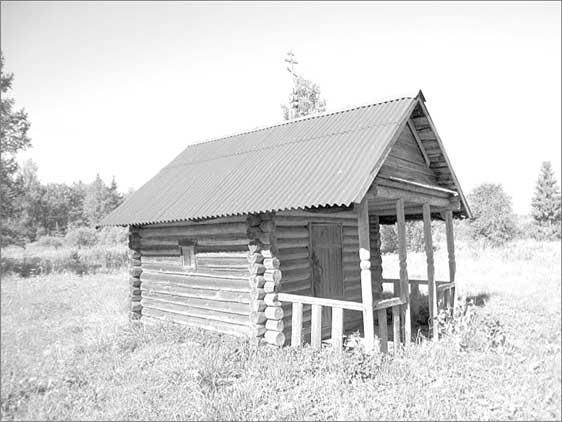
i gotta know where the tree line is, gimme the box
[1,53,127,246]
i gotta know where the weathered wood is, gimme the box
[248,263,266,275]
[250,287,266,301]
[141,298,249,325]
[277,247,309,261]
[423,203,438,339]
[331,307,344,352]
[407,119,431,167]
[250,311,266,324]
[357,197,375,352]
[275,227,310,239]
[264,306,283,320]
[259,220,275,233]
[141,307,250,337]
[436,282,455,292]
[250,324,266,337]
[396,198,411,344]
[139,222,248,238]
[311,304,322,349]
[249,275,266,288]
[291,302,303,347]
[263,258,280,269]
[392,305,401,353]
[369,215,383,296]
[263,270,282,283]
[265,319,284,332]
[247,252,264,264]
[377,309,388,353]
[277,293,363,311]
[263,281,277,293]
[445,210,456,308]
[264,293,281,307]
[373,297,405,311]
[141,289,249,315]
[140,270,248,292]
[264,330,285,346]
[250,300,266,312]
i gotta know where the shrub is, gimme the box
[65,227,98,248]
[34,235,65,249]
[466,183,517,247]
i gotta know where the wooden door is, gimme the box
[310,223,344,331]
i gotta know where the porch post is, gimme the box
[395,198,411,344]
[444,210,456,308]
[422,203,438,339]
[357,197,375,352]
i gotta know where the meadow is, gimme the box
[1,239,560,420]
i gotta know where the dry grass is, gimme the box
[1,239,560,420]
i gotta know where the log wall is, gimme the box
[132,216,253,337]
[273,209,364,343]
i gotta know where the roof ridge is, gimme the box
[181,95,416,151]
[164,120,401,171]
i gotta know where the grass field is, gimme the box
[1,239,560,420]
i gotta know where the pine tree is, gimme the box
[531,161,561,239]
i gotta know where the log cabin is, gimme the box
[101,90,471,352]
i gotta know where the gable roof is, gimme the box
[101,91,469,226]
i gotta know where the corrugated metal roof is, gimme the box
[101,95,421,226]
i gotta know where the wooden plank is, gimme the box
[277,293,363,311]
[140,280,250,304]
[423,203,439,340]
[377,309,388,353]
[141,290,249,315]
[396,198,411,344]
[444,210,456,308]
[407,120,431,167]
[331,307,344,352]
[311,304,322,349]
[291,302,303,347]
[140,271,249,292]
[392,305,401,354]
[373,297,405,311]
[357,196,375,352]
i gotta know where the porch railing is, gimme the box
[277,292,405,353]
[382,278,456,311]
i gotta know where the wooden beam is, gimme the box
[392,305,401,354]
[423,203,439,340]
[377,309,388,353]
[291,302,303,347]
[331,307,344,352]
[407,119,431,167]
[396,198,411,344]
[444,210,456,308]
[357,196,375,352]
[311,304,322,349]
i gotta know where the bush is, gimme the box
[34,235,65,249]
[466,183,517,247]
[65,227,98,248]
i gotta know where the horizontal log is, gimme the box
[280,258,310,273]
[264,258,280,269]
[275,227,309,239]
[249,275,266,288]
[250,300,266,312]
[130,267,143,277]
[141,297,249,325]
[247,253,264,264]
[265,319,284,332]
[141,308,250,338]
[259,220,275,233]
[140,271,248,292]
[141,290,249,315]
[141,279,250,304]
[131,302,142,313]
[130,278,141,288]
[250,324,266,337]
[247,214,262,227]
[144,216,247,228]
[139,222,248,238]
[264,293,281,306]
[250,287,266,301]
[264,330,285,346]
[264,270,282,283]
[278,210,357,220]
[263,281,277,293]
[250,311,266,324]
[275,237,309,249]
[131,251,141,259]
[264,306,284,320]
[248,263,266,275]
[277,247,309,261]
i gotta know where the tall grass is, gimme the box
[1,240,560,420]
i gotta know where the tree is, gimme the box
[82,174,124,226]
[531,161,561,239]
[1,52,32,245]
[281,51,327,120]
[467,183,517,246]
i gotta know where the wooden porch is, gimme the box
[277,175,459,353]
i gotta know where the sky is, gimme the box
[1,1,560,215]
